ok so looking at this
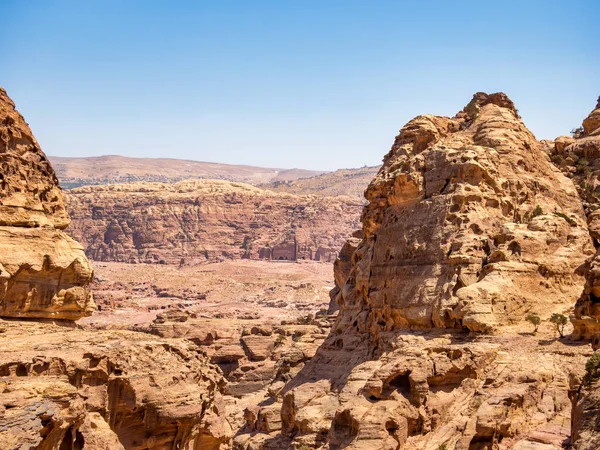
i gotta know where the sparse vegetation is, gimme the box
[525,313,541,333]
[532,205,544,217]
[439,445,448,450]
[584,353,600,385]
[549,313,568,338]
[554,211,576,226]
[571,127,584,138]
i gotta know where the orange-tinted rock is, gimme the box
[0,87,94,320]
[64,180,362,265]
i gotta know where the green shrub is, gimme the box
[525,313,541,333]
[549,313,568,338]
[585,353,600,385]
[532,205,544,217]
[554,212,576,226]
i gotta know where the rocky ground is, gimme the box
[81,260,334,328]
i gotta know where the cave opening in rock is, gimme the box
[389,371,411,394]
[15,364,27,376]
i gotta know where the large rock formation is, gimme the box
[64,180,362,265]
[0,88,94,320]
[0,87,231,449]
[546,98,600,347]
[349,91,591,334]
[0,319,231,450]
[237,93,595,449]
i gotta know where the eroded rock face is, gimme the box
[64,181,362,265]
[348,92,591,334]
[0,88,94,320]
[545,97,600,346]
[237,93,594,449]
[0,319,231,450]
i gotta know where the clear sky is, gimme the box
[1,0,598,171]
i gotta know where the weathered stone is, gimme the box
[0,87,95,320]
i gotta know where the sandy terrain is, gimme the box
[81,259,334,328]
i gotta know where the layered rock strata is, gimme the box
[64,181,361,265]
[238,93,595,449]
[0,87,94,320]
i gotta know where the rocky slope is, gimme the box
[49,155,324,189]
[64,180,362,265]
[544,98,600,449]
[263,166,379,201]
[0,87,231,449]
[236,93,598,449]
[0,87,94,320]
[545,98,600,348]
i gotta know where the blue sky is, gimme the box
[1,0,598,171]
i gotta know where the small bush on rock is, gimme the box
[585,353,600,385]
[549,313,568,338]
[525,313,541,333]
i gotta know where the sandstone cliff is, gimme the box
[64,180,362,265]
[237,93,596,449]
[0,88,231,450]
[0,87,94,320]
[546,98,600,348]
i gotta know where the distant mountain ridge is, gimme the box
[49,155,327,189]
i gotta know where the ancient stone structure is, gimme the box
[64,180,360,265]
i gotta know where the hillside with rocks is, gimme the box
[263,166,379,201]
[49,155,325,189]
[236,93,600,450]
[0,87,231,449]
[5,84,600,450]
[64,180,362,265]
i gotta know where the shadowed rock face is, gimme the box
[0,88,95,320]
[236,93,594,450]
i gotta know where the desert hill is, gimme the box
[49,154,326,188]
[262,165,379,200]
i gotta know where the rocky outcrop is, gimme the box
[350,91,590,334]
[0,87,230,449]
[0,88,94,320]
[0,319,231,450]
[328,230,364,314]
[237,93,595,449]
[64,180,361,265]
[545,97,600,346]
